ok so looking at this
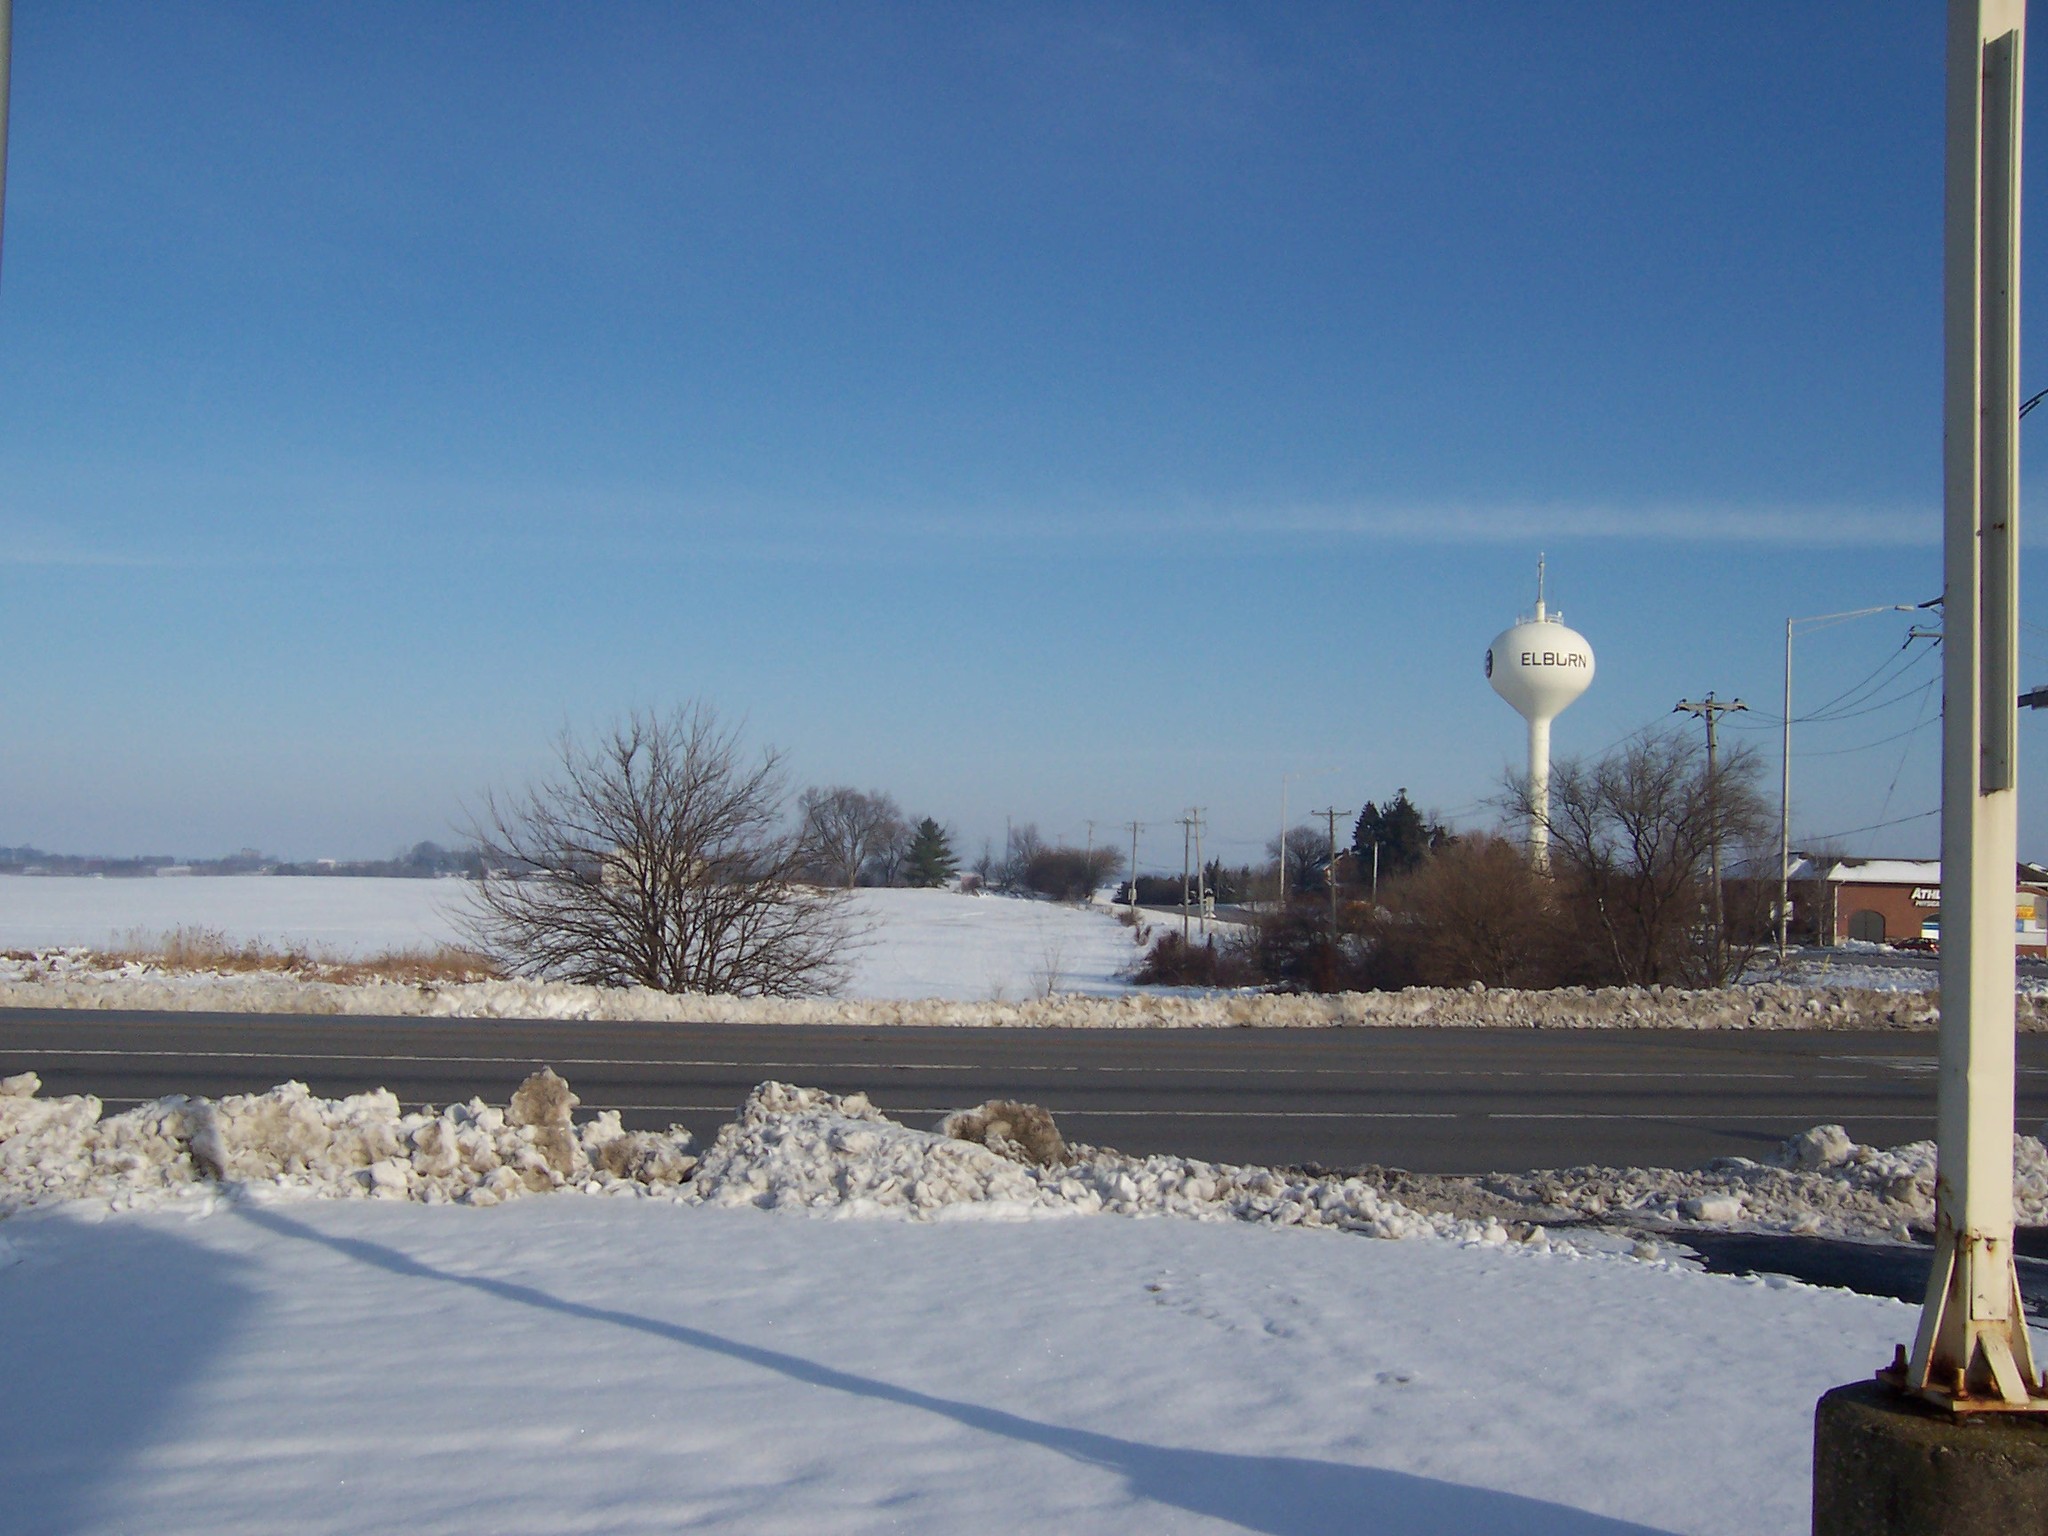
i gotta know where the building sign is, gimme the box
[1911,886,1941,907]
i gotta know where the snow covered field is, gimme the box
[5,874,2043,1028]
[0,1068,1916,1535]
[0,876,1144,1001]
[0,874,471,956]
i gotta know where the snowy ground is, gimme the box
[0,876,1146,1001]
[839,887,1147,999]
[0,874,471,956]
[5,874,2044,1027]
[0,1199,1901,1536]
[0,1073,1915,1536]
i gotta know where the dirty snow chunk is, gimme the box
[0,1073,699,1215]
[1,1072,38,1098]
[508,1067,580,1175]
[1775,1124,1856,1171]
[938,1099,1070,1166]
[1683,1195,1745,1223]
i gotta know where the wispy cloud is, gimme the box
[1200,500,1937,546]
[871,497,1938,550]
[0,479,1942,574]
[0,528,194,569]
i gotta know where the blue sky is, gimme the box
[0,2,2039,870]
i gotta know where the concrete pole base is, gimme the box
[1815,1380,2048,1533]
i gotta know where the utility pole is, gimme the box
[1126,821,1142,919]
[1674,693,1747,976]
[1179,812,1194,943]
[1315,807,1352,930]
[1192,809,1209,936]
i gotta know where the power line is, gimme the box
[1872,667,1941,835]
[1788,683,1942,755]
[1798,637,1939,723]
[1806,807,1941,843]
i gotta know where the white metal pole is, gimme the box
[1279,780,1288,912]
[1527,716,1551,872]
[1905,0,2043,1411]
[1779,619,1793,961]
[1128,822,1140,920]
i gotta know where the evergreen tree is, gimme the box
[904,817,960,888]
[1352,789,1450,882]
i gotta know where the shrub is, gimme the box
[1132,931,1259,987]
[1023,846,1121,902]
[1379,833,1564,988]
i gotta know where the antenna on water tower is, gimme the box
[1486,556,1595,869]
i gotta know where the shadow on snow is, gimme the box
[0,1210,258,1533]
[239,1205,1671,1536]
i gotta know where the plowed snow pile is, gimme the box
[1373,1122,2048,1240]
[7,1068,2044,1246]
[0,947,2012,1029]
[0,1068,698,1215]
[0,1070,1515,1243]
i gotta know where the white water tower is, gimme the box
[1486,557,1595,868]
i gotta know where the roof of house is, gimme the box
[1781,856,2048,886]
[1824,859,1941,885]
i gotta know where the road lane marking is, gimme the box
[0,1047,1973,1083]
[0,1049,989,1071]
[84,1097,1464,1121]
[1488,1112,1937,1122]
[76,1095,1942,1127]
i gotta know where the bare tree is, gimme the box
[1266,824,1333,898]
[865,818,914,887]
[1000,822,1046,892]
[465,706,848,996]
[1510,726,1772,987]
[797,786,907,888]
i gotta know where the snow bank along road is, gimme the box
[11,1006,2048,1173]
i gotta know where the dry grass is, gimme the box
[89,925,503,985]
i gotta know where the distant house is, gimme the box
[1786,855,2048,954]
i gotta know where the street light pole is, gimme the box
[1776,604,1919,961]
[1781,618,1793,959]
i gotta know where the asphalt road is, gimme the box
[8,1007,2048,1173]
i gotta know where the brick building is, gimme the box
[1787,856,2048,955]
